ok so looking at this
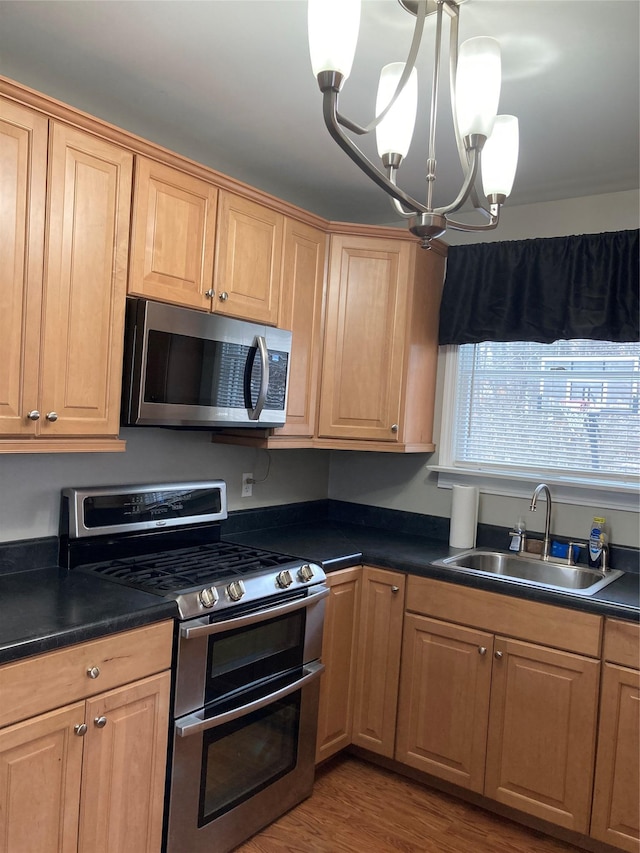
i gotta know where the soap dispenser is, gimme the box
[509,517,527,554]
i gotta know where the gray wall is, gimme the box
[328,190,640,548]
[0,430,329,542]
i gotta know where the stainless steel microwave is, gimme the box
[121,299,292,429]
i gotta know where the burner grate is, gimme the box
[77,541,296,594]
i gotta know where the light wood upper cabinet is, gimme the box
[351,566,405,758]
[591,620,640,852]
[40,124,132,440]
[0,98,133,451]
[213,191,284,324]
[274,218,326,439]
[128,157,218,310]
[0,99,47,438]
[316,566,361,763]
[317,231,444,450]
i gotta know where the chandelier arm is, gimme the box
[433,144,482,215]
[445,203,501,232]
[334,0,427,137]
[387,168,420,219]
[322,89,428,214]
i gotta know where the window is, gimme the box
[436,340,640,510]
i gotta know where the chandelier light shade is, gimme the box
[455,37,501,139]
[308,0,361,80]
[375,63,418,160]
[307,0,520,247]
[481,114,519,199]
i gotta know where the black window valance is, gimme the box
[438,229,639,345]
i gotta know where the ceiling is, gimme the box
[0,0,638,232]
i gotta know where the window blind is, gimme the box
[454,340,640,484]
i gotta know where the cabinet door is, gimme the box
[0,99,47,436]
[78,671,171,853]
[214,191,283,324]
[591,663,639,852]
[351,567,405,757]
[485,636,600,833]
[0,702,84,853]
[318,235,411,441]
[395,614,493,793]
[275,218,325,438]
[316,566,362,763]
[128,157,218,310]
[39,123,133,438]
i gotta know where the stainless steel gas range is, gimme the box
[59,481,327,853]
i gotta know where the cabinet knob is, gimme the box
[87,666,101,679]
[219,291,229,302]
[478,646,487,655]
[74,723,87,736]
[494,650,504,660]
[390,424,399,433]
[205,289,215,298]
[26,410,40,421]
[391,586,400,594]
[94,716,108,728]
[45,412,58,422]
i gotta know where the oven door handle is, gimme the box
[174,660,325,737]
[179,583,329,640]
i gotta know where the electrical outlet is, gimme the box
[241,473,253,498]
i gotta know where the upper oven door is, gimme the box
[174,584,328,719]
[122,298,291,428]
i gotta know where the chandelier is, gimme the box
[308,0,519,247]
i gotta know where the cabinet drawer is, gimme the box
[603,618,640,669]
[406,577,601,657]
[0,621,173,729]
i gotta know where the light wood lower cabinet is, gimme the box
[397,577,602,835]
[395,614,493,792]
[351,566,405,758]
[0,622,172,853]
[590,619,640,852]
[316,567,361,763]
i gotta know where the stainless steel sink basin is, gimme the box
[431,549,624,596]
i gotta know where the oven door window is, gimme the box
[198,691,300,826]
[206,608,305,704]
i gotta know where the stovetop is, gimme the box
[75,541,303,595]
[60,481,326,620]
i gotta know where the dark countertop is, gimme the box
[0,567,177,666]
[224,521,640,622]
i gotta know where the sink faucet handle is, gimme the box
[566,540,588,566]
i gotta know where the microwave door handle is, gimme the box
[244,335,269,421]
[174,660,325,737]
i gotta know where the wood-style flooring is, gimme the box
[235,755,589,853]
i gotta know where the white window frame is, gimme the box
[429,346,640,512]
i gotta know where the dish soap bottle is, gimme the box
[509,517,526,553]
[588,516,606,569]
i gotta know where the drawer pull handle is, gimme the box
[478,646,487,655]
[87,666,101,679]
[94,716,107,728]
[391,586,400,594]
[494,650,504,660]
[74,723,87,736]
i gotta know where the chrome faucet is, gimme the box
[530,483,552,561]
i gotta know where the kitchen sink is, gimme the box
[431,549,624,596]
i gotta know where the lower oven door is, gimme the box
[166,661,323,853]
